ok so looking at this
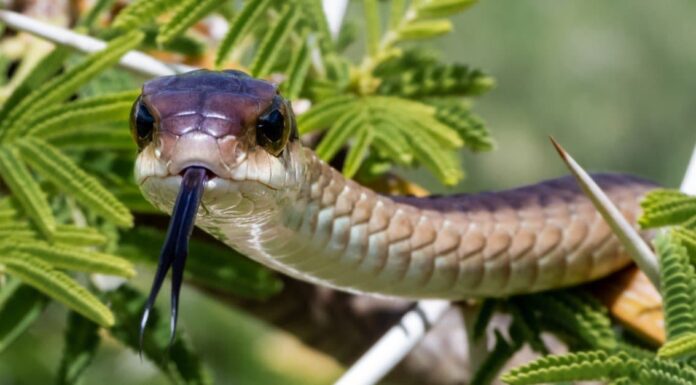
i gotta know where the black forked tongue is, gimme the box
[139,167,207,353]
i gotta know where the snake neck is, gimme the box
[193,145,657,299]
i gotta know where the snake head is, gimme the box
[133,69,300,207]
[131,69,300,349]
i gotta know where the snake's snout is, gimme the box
[161,131,239,179]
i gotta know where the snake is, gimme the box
[131,69,657,341]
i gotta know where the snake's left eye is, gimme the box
[130,97,156,150]
[256,105,289,156]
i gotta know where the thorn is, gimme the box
[548,136,568,161]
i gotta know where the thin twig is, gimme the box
[0,10,193,77]
[334,300,450,385]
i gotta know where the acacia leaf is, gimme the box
[16,138,133,227]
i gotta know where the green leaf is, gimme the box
[640,189,696,229]
[656,232,696,341]
[502,351,636,385]
[435,103,495,152]
[342,120,374,178]
[0,47,70,123]
[16,137,133,227]
[56,312,101,385]
[408,127,463,185]
[658,332,696,359]
[281,31,313,99]
[215,0,273,68]
[0,280,48,353]
[26,89,137,137]
[2,253,114,327]
[315,109,365,161]
[157,0,225,46]
[378,62,494,98]
[397,19,452,40]
[106,285,212,385]
[416,0,477,18]
[2,30,144,140]
[249,5,301,77]
[46,125,134,151]
[13,243,135,278]
[53,224,109,247]
[112,0,178,31]
[0,145,56,237]
[297,95,358,134]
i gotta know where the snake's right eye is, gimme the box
[130,97,155,149]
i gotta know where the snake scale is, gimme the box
[132,70,657,336]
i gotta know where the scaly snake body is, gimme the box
[132,70,656,334]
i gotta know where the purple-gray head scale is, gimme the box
[131,69,299,347]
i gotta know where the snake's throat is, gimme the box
[139,166,207,349]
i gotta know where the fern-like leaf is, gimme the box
[640,189,696,228]
[658,332,696,359]
[26,90,137,137]
[342,121,374,178]
[315,109,365,161]
[111,0,178,31]
[1,253,114,327]
[502,351,635,385]
[157,0,224,46]
[435,104,495,152]
[215,0,273,68]
[13,243,135,278]
[54,225,108,246]
[281,31,313,100]
[249,5,300,77]
[378,63,494,98]
[520,290,617,350]
[0,146,56,237]
[1,31,143,140]
[656,233,696,340]
[297,95,358,134]
[416,0,477,18]
[16,138,133,227]
[638,358,696,385]
[46,126,133,150]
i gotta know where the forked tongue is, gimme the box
[139,166,206,353]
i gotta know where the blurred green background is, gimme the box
[2,1,695,384]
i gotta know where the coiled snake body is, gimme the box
[132,70,656,335]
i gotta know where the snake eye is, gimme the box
[130,97,156,150]
[256,105,289,156]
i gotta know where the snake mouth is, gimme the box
[140,166,207,351]
[178,166,218,181]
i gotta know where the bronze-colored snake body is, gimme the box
[132,70,656,336]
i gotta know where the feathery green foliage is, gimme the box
[1,253,114,327]
[215,0,273,68]
[656,233,696,341]
[502,351,637,385]
[249,5,300,77]
[640,189,696,228]
[16,138,133,227]
[0,280,48,353]
[157,0,225,46]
